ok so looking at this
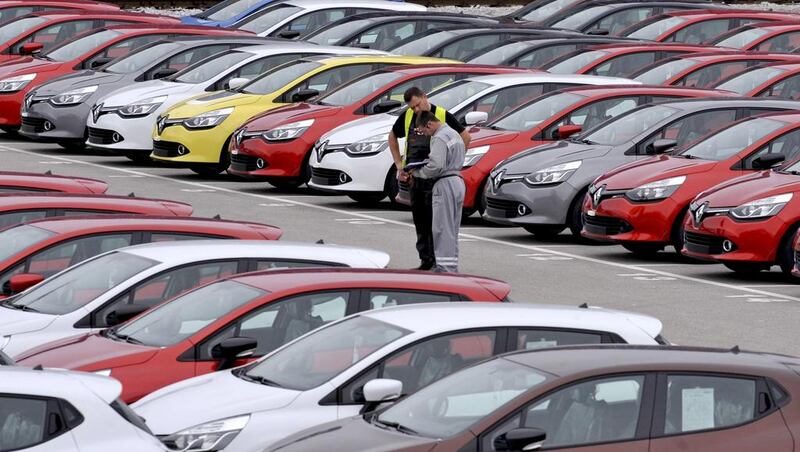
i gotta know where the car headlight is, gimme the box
[166,415,250,451]
[345,133,388,155]
[262,119,314,141]
[625,176,686,202]
[49,85,98,106]
[730,193,793,220]
[0,73,36,93]
[93,369,112,376]
[525,160,581,185]
[183,107,233,129]
[463,145,489,168]
[117,96,167,117]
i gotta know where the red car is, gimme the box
[715,61,800,99]
[438,85,732,214]
[713,21,800,52]
[583,110,800,256]
[15,268,510,402]
[0,10,179,63]
[0,214,282,293]
[2,24,253,131]
[619,9,800,43]
[227,64,532,188]
[543,43,733,78]
[0,1,119,22]
[632,51,800,88]
[683,154,800,275]
[0,192,193,229]
[0,170,107,193]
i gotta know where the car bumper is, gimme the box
[682,214,785,263]
[151,122,233,164]
[228,135,315,179]
[0,90,26,127]
[19,101,89,142]
[581,196,682,244]
[87,105,167,153]
[308,148,392,193]
[484,180,578,226]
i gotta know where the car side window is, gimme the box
[592,8,656,34]
[340,330,497,403]
[547,97,640,137]
[668,19,733,44]
[85,34,169,69]
[0,396,50,449]
[61,209,119,217]
[742,129,800,169]
[13,20,97,53]
[276,9,348,36]
[348,22,417,50]
[757,74,800,100]
[482,375,646,451]
[197,291,350,359]
[660,375,756,435]
[280,64,378,102]
[458,84,547,123]
[0,210,47,229]
[755,31,800,52]
[514,329,605,350]
[590,52,656,77]
[145,44,230,80]
[365,74,458,114]
[367,290,457,309]
[638,109,738,154]
[0,7,35,21]
[675,61,751,89]
[216,53,309,90]
[26,233,133,279]
[516,44,578,69]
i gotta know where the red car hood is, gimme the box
[698,170,800,207]
[0,57,62,78]
[468,127,521,147]
[598,155,717,190]
[15,332,157,370]
[243,102,342,132]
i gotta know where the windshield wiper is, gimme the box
[105,329,143,345]
[678,154,696,159]
[2,301,38,312]
[239,371,282,387]
[373,418,419,436]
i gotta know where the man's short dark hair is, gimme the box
[416,110,440,128]
[404,86,425,103]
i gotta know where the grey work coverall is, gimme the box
[415,124,466,272]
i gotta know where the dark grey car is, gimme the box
[19,36,270,149]
[483,98,800,238]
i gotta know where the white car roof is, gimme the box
[0,367,121,403]
[118,240,390,268]
[235,43,388,57]
[283,0,425,9]
[466,72,640,87]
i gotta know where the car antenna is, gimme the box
[316,239,324,244]
[213,214,221,220]
[127,192,135,197]
[578,303,588,308]
[44,170,52,175]
[730,345,740,354]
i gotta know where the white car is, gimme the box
[86,43,386,159]
[308,73,639,203]
[134,303,664,452]
[0,240,389,357]
[232,0,426,38]
[0,367,166,452]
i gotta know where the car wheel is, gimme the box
[462,208,476,221]
[266,178,304,190]
[622,243,663,256]
[568,188,589,238]
[123,152,152,164]
[475,179,488,216]
[524,225,565,239]
[670,208,689,257]
[778,225,799,276]
[348,192,386,205]
[723,262,769,274]
[384,168,400,204]
[57,140,85,152]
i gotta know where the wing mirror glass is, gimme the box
[494,427,547,451]
[8,273,44,294]
[465,111,489,126]
[373,99,402,114]
[752,153,785,169]
[292,88,320,103]
[212,336,257,370]
[20,42,44,55]
[105,303,148,327]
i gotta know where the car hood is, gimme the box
[270,417,437,452]
[0,58,61,78]
[497,140,611,174]
[243,102,340,132]
[13,332,157,369]
[698,170,800,207]
[597,155,717,190]
[133,369,302,434]
[469,127,521,147]
[101,79,193,108]
[322,114,395,146]
[35,70,127,96]
[0,306,55,338]
[167,90,261,119]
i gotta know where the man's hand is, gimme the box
[397,169,410,182]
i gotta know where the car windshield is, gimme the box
[104,42,183,74]
[714,66,787,95]
[378,358,549,438]
[235,4,301,33]
[307,19,374,45]
[0,225,55,263]
[551,5,613,30]
[491,92,584,131]
[0,16,46,44]
[318,72,402,106]
[633,59,697,84]
[240,61,322,95]
[469,41,538,65]
[243,315,409,390]
[204,0,264,21]
[428,80,492,111]
[625,16,686,39]
[679,117,786,161]
[583,104,680,146]
[45,29,122,62]
[389,30,467,55]
[715,27,770,49]
[114,280,266,347]
[5,252,158,315]
[172,50,251,84]
[546,50,609,74]
[521,0,578,22]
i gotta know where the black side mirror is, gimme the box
[90,57,113,69]
[277,30,301,39]
[292,88,320,103]
[105,304,148,326]
[151,67,179,80]
[373,99,402,114]
[212,337,257,370]
[494,428,547,451]
[586,28,610,35]
[649,139,678,155]
[752,153,785,169]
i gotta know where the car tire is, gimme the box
[384,168,400,204]
[0,126,18,136]
[622,243,663,256]
[266,178,304,190]
[723,262,769,274]
[524,225,565,238]
[568,188,589,239]
[57,140,85,152]
[778,225,799,276]
[348,192,386,205]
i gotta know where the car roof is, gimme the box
[372,64,531,77]
[301,55,455,66]
[554,84,727,97]
[662,8,796,18]
[0,367,121,403]
[21,9,165,20]
[151,36,276,47]
[0,192,189,208]
[651,97,800,110]
[464,72,638,87]
[0,171,104,184]
[668,51,800,62]
[18,214,267,234]
[586,43,721,53]
[236,43,387,57]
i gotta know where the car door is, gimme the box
[361,289,459,310]
[11,19,97,54]
[478,374,653,451]
[649,373,793,451]
[0,395,80,452]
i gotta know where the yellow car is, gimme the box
[151,55,452,175]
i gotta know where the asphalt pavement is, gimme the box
[3,134,798,355]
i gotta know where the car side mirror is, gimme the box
[90,57,113,69]
[555,124,582,140]
[752,153,785,169]
[212,336,257,370]
[276,30,301,39]
[151,67,179,80]
[586,29,609,36]
[20,42,44,55]
[465,111,489,126]
[226,77,250,91]
[105,304,148,327]
[494,427,547,451]
[648,138,678,155]
[8,273,44,294]
[292,88,320,103]
[373,99,402,114]
[363,378,403,403]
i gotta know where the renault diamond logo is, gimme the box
[592,185,605,208]
[315,140,328,163]
[157,115,167,135]
[24,94,33,112]
[492,169,506,193]
[91,103,102,123]
[234,128,245,148]
[693,202,707,227]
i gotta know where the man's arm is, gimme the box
[388,131,402,170]
[460,129,471,148]
[444,111,470,148]
[416,136,446,179]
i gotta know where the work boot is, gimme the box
[413,261,435,271]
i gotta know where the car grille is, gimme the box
[486,197,522,218]
[20,117,47,134]
[684,231,727,255]
[87,127,122,145]
[582,214,632,235]
[152,141,188,158]
[311,167,349,185]
[230,154,262,172]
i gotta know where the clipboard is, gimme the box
[403,160,428,172]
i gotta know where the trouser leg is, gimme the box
[432,177,465,273]
[410,180,435,267]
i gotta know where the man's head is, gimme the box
[404,86,430,114]
[416,110,441,136]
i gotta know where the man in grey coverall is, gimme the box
[411,110,466,272]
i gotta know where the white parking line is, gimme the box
[5,144,800,303]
